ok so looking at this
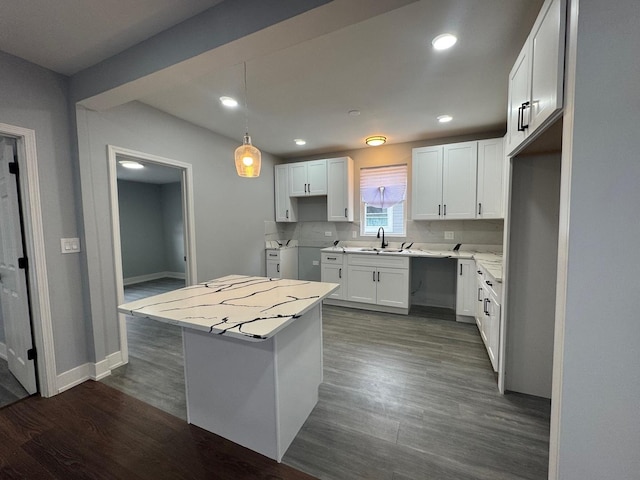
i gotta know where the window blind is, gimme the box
[360,164,407,209]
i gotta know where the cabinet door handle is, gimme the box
[477,270,483,275]
[478,288,482,301]
[517,104,524,131]
[377,271,380,282]
[344,208,348,218]
[339,268,342,279]
[327,256,337,260]
[484,298,489,315]
[304,183,307,193]
[269,253,278,257]
[520,101,530,130]
[438,204,441,216]
[307,183,310,193]
[460,264,463,276]
[373,271,376,282]
[286,209,289,219]
[443,204,446,216]
[485,280,493,287]
[478,203,482,215]
[277,264,280,273]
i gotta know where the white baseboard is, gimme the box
[56,350,125,393]
[0,342,6,360]
[123,271,185,286]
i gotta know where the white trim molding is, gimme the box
[107,145,197,367]
[56,350,124,393]
[0,123,57,398]
[123,271,186,286]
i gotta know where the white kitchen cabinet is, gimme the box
[327,157,354,222]
[265,248,298,280]
[289,159,327,196]
[442,141,478,219]
[456,259,476,320]
[476,138,505,219]
[475,265,500,372]
[412,141,478,220]
[274,164,296,222]
[411,146,442,220]
[346,254,409,309]
[505,0,566,155]
[320,252,346,300]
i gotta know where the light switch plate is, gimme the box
[61,237,81,254]
[324,231,332,237]
[444,231,455,240]
[312,260,319,266]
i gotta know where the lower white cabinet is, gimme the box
[456,259,476,320]
[346,254,409,309]
[475,266,501,372]
[266,248,298,279]
[320,253,346,300]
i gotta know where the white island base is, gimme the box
[183,303,322,462]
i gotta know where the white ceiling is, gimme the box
[0,0,223,75]
[116,156,182,185]
[0,0,544,158]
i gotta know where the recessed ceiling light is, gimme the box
[119,160,144,169]
[437,115,453,123]
[365,136,387,147]
[294,139,307,146]
[220,96,238,108]
[348,109,361,116]
[432,33,457,50]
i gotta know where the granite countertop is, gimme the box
[321,246,503,282]
[118,275,339,342]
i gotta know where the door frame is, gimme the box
[0,123,56,397]
[107,145,197,364]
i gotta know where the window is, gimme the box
[360,165,407,236]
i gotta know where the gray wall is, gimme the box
[77,101,278,359]
[554,0,640,477]
[506,153,560,398]
[0,51,88,374]
[161,182,185,274]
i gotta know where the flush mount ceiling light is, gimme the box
[234,62,261,178]
[437,114,453,123]
[432,33,457,50]
[348,109,361,116]
[294,139,307,146]
[365,135,387,147]
[119,160,144,169]
[220,96,238,108]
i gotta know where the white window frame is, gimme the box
[360,165,407,237]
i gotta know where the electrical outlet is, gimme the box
[61,237,81,254]
[312,260,319,266]
[444,231,455,240]
[324,231,332,237]
[352,231,357,238]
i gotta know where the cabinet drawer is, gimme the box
[348,254,409,269]
[321,253,343,265]
[266,249,281,261]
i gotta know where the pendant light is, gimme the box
[234,62,261,177]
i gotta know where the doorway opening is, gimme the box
[103,146,196,419]
[0,124,56,400]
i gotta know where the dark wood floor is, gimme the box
[102,278,551,480]
[0,380,315,479]
[0,358,29,408]
[102,278,187,419]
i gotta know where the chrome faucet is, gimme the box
[377,227,388,249]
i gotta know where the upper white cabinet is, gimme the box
[476,138,505,219]
[274,164,296,222]
[506,0,566,155]
[289,159,327,196]
[411,146,443,220]
[442,141,478,219]
[412,141,478,220]
[327,157,354,222]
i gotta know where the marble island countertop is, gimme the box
[321,245,503,282]
[118,275,339,342]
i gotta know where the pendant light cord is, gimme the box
[243,61,249,135]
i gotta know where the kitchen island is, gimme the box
[118,275,338,462]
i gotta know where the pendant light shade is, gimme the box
[234,134,261,177]
[235,62,261,177]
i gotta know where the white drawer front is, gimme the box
[348,254,409,269]
[321,253,343,265]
